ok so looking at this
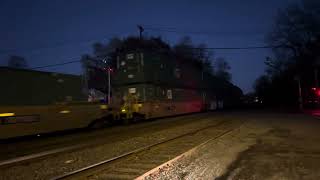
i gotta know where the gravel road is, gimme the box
[145,112,320,180]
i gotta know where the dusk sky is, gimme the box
[0,0,295,93]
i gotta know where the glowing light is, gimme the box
[59,110,70,114]
[312,87,316,91]
[100,105,108,109]
[121,109,126,113]
[0,113,15,117]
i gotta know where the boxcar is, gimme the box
[0,67,110,139]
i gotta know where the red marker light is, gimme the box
[312,87,316,91]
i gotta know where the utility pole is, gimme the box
[295,75,303,111]
[315,68,318,88]
[315,57,320,88]
[108,67,111,104]
[137,25,144,40]
[102,58,111,104]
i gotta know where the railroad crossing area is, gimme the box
[1,111,320,180]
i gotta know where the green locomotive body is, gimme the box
[112,50,222,119]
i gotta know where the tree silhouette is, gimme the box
[215,57,231,82]
[8,56,28,69]
[254,0,320,107]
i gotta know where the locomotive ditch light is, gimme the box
[59,110,71,114]
[0,113,15,117]
[100,105,108,109]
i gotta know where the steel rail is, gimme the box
[52,119,238,180]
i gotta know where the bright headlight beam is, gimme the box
[0,113,15,117]
[59,110,71,114]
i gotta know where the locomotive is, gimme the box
[112,50,228,120]
[0,50,242,139]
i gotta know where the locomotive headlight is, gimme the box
[0,113,15,117]
[100,105,108,110]
[59,110,70,114]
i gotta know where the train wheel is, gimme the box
[89,115,114,129]
[132,113,146,122]
[88,118,107,129]
[123,118,131,125]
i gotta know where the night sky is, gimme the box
[0,0,295,93]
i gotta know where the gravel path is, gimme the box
[144,113,320,180]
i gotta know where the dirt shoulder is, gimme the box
[148,113,320,180]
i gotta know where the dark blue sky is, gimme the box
[0,0,295,93]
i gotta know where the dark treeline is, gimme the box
[7,55,28,69]
[254,0,320,108]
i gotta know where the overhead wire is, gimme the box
[142,25,266,36]
[3,25,282,70]
[30,59,82,70]
[0,35,114,55]
[28,45,283,70]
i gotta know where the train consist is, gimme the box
[0,50,242,139]
[112,50,242,120]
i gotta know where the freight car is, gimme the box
[0,67,111,139]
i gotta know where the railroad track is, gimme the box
[52,119,244,180]
[0,113,214,168]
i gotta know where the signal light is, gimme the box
[312,87,320,96]
[104,67,113,72]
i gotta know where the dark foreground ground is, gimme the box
[150,111,320,180]
[1,111,320,180]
